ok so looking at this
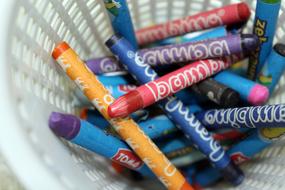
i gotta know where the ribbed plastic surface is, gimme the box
[1,0,285,190]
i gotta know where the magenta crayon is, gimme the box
[214,70,269,105]
[108,57,235,118]
[139,34,258,66]
[136,2,251,45]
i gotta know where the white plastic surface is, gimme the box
[1,0,285,190]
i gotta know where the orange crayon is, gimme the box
[52,42,192,190]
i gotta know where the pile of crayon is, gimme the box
[49,1,285,189]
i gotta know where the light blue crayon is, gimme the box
[49,112,153,176]
[257,44,285,94]
[247,0,281,79]
[214,70,269,106]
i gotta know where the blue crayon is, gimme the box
[247,0,281,80]
[49,112,153,176]
[196,104,285,129]
[157,138,192,154]
[192,127,285,187]
[106,34,244,185]
[155,26,227,46]
[103,0,138,49]
[257,44,285,94]
[97,74,131,86]
[214,70,269,106]
[82,109,149,129]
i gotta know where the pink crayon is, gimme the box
[109,57,235,118]
[136,2,251,45]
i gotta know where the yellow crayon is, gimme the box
[52,42,192,190]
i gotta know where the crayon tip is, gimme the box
[241,34,259,53]
[274,43,285,57]
[48,112,81,140]
[221,161,244,186]
[52,42,70,60]
[237,2,251,21]
[221,89,240,108]
[248,84,269,106]
[105,34,122,48]
[108,91,143,118]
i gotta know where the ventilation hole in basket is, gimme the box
[59,175,75,189]
[188,3,203,13]
[84,170,99,182]
[173,1,185,7]
[156,1,167,9]
[42,154,54,167]
[18,99,29,121]
[71,153,84,164]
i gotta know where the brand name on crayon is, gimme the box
[141,39,232,65]
[136,10,224,44]
[165,97,226,164]
[248,18,268,79]
[112,148,144,170]
[202,104,285,128]
[146,59,231,102]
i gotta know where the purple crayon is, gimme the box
[139,34,258,65]
[85,34,258,74]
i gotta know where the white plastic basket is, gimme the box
[1,0,285,190]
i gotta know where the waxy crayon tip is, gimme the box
[108,91,143,118]
[241,34,260,53]
[248,84,269,106]
[49,112,80,140]
[237,2,251,21]
[221,89,240,108]
[52,42,70,60]
[105,34,122,48]
[274,43,285,57]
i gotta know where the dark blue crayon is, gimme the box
[105,34,244,185]
[196,104,285,129]
[257,44,285,94]
[190,127,285,187]
[214,70,269,106]
[48,112,153,176]
[103,0,138,49]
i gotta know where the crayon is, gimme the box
[196,104,285,129]
[172,150,205,168]
[109,57,236,117]
[81,108,149,129]
[85,56,123,74]
[49,112,152,176]
[214,70,269,105]
[247,0,281,80]
[106,35,244,185]
[257,44,285,94]
[103,0,138,49]
[191,78,240,108]
[136,2,251,45]
[194,128,285,187]
[97,74,132,86]
[229,59,248,77]
[52,42,192,190]
[85,27,227,74]
[154,26,227,46]
[139,34,258,66]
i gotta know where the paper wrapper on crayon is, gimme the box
[136,3,250,45]
[52,42,192,190]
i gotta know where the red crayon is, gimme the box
[136,2,250,45]
[109,58,234,118]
